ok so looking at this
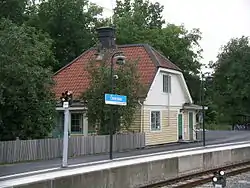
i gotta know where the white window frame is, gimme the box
[70,113,83,134]
[163,74,171,93]
[150,110,161,131]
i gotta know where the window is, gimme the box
[71,113,83,133]
[51,112,64,138]
[151,111,161,131]
[163,74,171,93]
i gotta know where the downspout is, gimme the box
[168,92,170,126]
[138,99,143,132]
[168,74,170,126]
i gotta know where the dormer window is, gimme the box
[163,74,171,93]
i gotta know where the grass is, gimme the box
[205,124,232,130]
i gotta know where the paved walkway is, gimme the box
[0,142,199,177]
[1,130,250,178]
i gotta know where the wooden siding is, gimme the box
[0,133,145,164]
[143,109,178,146]
[129,106,142,132]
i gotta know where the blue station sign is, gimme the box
[105,94,127,106]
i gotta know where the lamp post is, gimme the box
[109,51,125,160]
[96,49,125,160]
[60,90,73,168]
[201,73,206,147]
[200,72,213,147]
[95,26,126,160]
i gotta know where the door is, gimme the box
[189,112,194,140]
[178,114,183,140]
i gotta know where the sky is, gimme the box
[90,0,250,71]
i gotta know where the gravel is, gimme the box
[195,171,250,188]
[161,171,250,188]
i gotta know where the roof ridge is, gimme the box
[53,43,183,99]
[142,44,160,68]
[150,46,182,71]
[53,43,181,77]
[117,43,149,48]
[53,44,151,75]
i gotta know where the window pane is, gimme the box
[151,112,155,129]
[151,113,155,123]
[71,113,82,133]
[168,76,171,93]
[163,75,166,92]
[151,111,161,130]
[166,76,168,92]
[163,75,171,93]
[156,111,160,118]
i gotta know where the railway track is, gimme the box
[140,161,250,188]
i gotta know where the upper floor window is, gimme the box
[163,74,171,93]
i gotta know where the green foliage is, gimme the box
[27,0,104,71]
[114,0,165,44]
[0,0,28,24]
[149,25,203,103]
[205,124,232,131]
[115,0,165,29]
[155,25,202,74]
[0,18,56,141]
[204,92,218,125]
[0,0,214,138]
[212,36,250,124]
[82,55,143,134]
[113,1,202,103]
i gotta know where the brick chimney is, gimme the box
[96,27,116,50]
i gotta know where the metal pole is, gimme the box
[62,103,69,167]
[109,53,115,160]
[202,74,206,147]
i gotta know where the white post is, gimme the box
[83,114,88,136]
[62,101,69,168]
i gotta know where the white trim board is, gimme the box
[149,110,162,132]
[143,105,182,110]
[56,107,87,111]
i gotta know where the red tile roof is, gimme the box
[53,44,181,99]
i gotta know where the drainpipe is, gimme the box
[138,99,143,132]
[168,92,170,126]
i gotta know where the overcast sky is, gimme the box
[90,0,250,69]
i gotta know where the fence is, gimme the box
[0,133,145,164]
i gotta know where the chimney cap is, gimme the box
[96,26,115,32]
[96,26,116,50]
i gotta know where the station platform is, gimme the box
[1,141,250,188]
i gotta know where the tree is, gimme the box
[0,0,28,24]
[27,0,104,71]
[146,25,203,102]
[212,36,250,124]
[82,54,143,134]
[113,1,202,103]
[0,18,57,141]
[114,0,165,44]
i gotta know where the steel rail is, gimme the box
[141,161,250,188]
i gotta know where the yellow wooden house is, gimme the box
[53,27,201,146]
